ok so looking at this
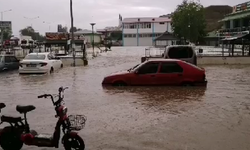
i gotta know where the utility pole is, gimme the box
[0,9,12,50]
[70,0,76,66]
[90,23,95,57]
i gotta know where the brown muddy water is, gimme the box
[1,47,250,150]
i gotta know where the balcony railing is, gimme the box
[219,27,250,37]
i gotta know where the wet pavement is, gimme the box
[1,47,250,150]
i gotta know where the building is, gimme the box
[74,29,101,44]
[219,1,250,38]
[122,17,172,46]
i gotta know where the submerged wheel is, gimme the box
[61,64,63,68]
[0,130,23,150]
[50,67,54,74]
[112,81,127,86]
[63,134,85,150]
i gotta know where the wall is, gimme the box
[197,56,250,65]
[74,33,101,44]
[122,21,171,46]
[123,37,137,46]
[139,37,153,46]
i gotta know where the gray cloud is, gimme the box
[0,0,247,36]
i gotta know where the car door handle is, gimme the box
[150,75,155,77]
[178,74,182,76]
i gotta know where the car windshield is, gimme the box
[127,64,140,72]
[24,54,46,60]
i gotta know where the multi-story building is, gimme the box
[122,17,172,46]
[219,1,250,38]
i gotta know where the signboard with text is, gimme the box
[0,21,11,28]
[233,1,250,13]
[45,32,68,40]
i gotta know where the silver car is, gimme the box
[0,55,20,72]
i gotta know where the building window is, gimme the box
[124,34,136,38]
[137,33,154,38]
[123,22,152,29]
[159,22,165,24]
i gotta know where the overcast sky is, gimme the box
[0,0,247,36]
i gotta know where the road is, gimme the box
[0,47,250,150]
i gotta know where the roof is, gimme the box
[154,31,179,41]
[166,45,194,48]
[29,52,50,55]
[219,9,250,22]
[207,31,218,37]
[74,29,101,35]
[147,58,181,62]
[122,17,171,23]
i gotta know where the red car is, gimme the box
[102,59,207,86]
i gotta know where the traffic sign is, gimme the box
[0,21,12,28]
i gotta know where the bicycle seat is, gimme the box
[0,103,6,109]
[16,105,36,114]
[1,115,22,123]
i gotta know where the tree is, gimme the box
[58,24,68,32]
[0,27,12,41]
[171,0,206,43]
[69,27,82,32]
[20,26,45,42]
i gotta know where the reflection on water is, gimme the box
[103,86,206,114]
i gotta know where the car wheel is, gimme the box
[50,67,54,74]
[61,64,63,68]
[112,81,127,86]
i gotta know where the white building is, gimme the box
[122,17,172,46]
[74,29,101,44]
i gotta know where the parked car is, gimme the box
[163,45,198,65]
[0,55,20,72]
[19,52,63,74]
[102,59,207,86]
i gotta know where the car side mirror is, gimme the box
[134,70,139,74]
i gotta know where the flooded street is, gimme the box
[1,47,250,150]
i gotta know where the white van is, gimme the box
[163,45,198,65]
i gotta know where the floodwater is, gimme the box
[1,47,250,150]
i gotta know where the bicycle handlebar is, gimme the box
[37,86,68,106]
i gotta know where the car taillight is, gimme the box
[40,63,47,67]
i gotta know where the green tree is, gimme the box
[171,0,206,43]
[20,26,45,42]
[0,27,12,40]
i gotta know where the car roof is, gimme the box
[28,52,50,55]
[146,58,182,62]
[166,45,194,48]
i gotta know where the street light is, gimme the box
[90,23,95,57]
[43,21,51,31]
[1,9,12,50]
[70,0,76,67]
[23,16,39,27]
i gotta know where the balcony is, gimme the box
[219,27,249,37]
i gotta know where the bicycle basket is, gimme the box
[68,115,87,131]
